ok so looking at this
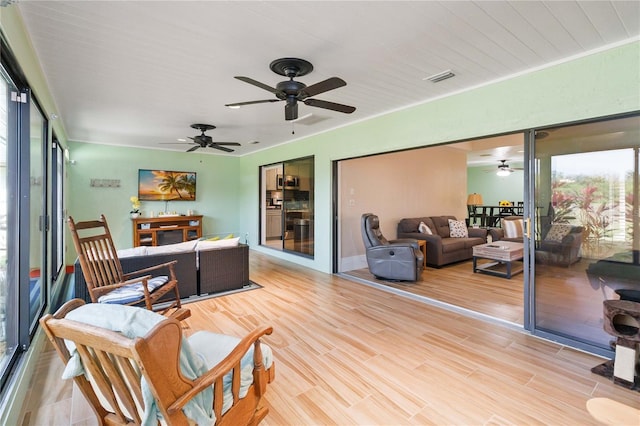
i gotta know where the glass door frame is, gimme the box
[526,113,639,359]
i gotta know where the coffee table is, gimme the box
[473,241,524,279]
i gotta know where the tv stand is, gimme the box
[132,215,203,247]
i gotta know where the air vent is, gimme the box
[423,69,455,83]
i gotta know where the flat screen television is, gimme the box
[138,169,196,201]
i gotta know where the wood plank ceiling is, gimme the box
[15,1,640,155]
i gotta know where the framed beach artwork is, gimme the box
[138,169,196,201]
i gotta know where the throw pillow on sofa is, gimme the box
[545,224,572,242]
[418,221,432,235]
[448,219,468,238]
[502,218,524,239]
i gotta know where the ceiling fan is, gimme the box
[496,159,523,176]
[170,124,242,153]
[225,57,356,121]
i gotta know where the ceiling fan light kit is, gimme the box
[225,57,356,121]
[496,159,523,176]
[161,124,243,153]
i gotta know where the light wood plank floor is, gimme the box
[343,261,525,325]
[20,251,639,425]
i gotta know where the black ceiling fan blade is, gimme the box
[211,142,241,146]
[211,144,235,153]
[225,99,282,107]
[299,77,346,99]
[285,102,298,121]
[303,98,356,114]
[234,76,282,95]
[186,145,200,152]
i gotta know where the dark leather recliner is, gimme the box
[361,213,424,281]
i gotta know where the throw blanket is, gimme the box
[63,303,215,425]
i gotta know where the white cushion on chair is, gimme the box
[62,303,215,426]
[188,331,274,416]
[97,276,169,304]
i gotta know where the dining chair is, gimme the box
[467,205,485,227]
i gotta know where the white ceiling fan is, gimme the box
[496,160,523,176]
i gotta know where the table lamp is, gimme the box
[467,193,483,206]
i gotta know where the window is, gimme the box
[0,38,58,394]
[51,138,64,282]
[0,62,19,389]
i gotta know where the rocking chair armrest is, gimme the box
[167,325,274,415]
[122,260,178,279]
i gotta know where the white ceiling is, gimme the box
[15,1,640,157]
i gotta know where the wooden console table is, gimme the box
[132,215,202,247]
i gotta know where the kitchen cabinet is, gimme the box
[266,168,277,190]
[266,209,282,239]
[298,161,311,191]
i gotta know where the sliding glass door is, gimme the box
[260,156,314,257]
[0,64,17,382]
[531,115,639,353]
[27,98,47,329]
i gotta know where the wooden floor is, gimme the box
[344,260,525,325]
[20,251,639,425]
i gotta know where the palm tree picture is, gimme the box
[138,169,196,201]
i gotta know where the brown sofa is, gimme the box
[397,216,487,267]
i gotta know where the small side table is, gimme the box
[417,240,427,268]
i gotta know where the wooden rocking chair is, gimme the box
[40,299,275,426]
[68,214,190,321]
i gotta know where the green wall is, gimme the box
[67,142,241,252]
[241,41,640,273]
[467,164,524,206]
[4,3,638,273]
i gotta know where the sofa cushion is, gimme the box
[146,240,197,256]
[398,217,434,234]
[441,238,466,253]
[196,237,240,251]
[463,237,486,249]
[431,216,457,238]
[448,219,468,238]
[117,246,148,258]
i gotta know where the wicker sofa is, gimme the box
[397,216,487,267]
[74,240,249,304]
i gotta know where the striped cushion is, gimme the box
[98,276,169,304]
[503,219,524,239]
